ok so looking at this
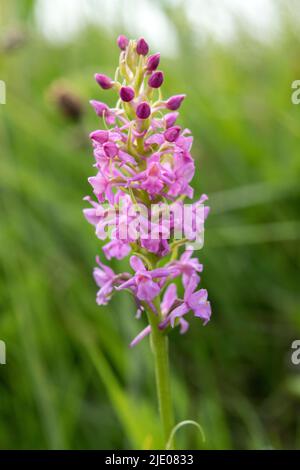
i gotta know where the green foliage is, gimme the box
[0,0,299,449]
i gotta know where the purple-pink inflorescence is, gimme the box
[84,36,211,347]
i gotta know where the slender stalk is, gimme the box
[146,308,175,449]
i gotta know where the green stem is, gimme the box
[146,308,175,449]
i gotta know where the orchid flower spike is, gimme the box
[84,36,211,346]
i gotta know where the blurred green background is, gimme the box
[0,0,300,450]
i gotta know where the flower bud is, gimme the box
[165,112,179,128]
[89,130,109,144]
[119,86,135,102]
[94,73,114,90]
[103,142,119,158]
[166,94,186,110]
[148,71,164,88]
[164,126,181,142]
[136,37,149,55]
[117,35,129,51]
[136,102,151,119]
[146,53,160,72]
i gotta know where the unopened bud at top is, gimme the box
[136,102,151,119]
[117,35,129,51]
[136,37,149,55]
[164,126,181,142]
[146,53,160,72]
[119,86,135,102]
[166,94,186,110]
[94,73,114,90]
[148,71,164,88]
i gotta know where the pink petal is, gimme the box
[130,255,145,272]
[161,284,177,314]
[130,325,151,348]
[170,303,188,327]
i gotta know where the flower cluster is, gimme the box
[84,36,211,346]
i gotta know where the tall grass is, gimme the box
[0,0,300,449]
